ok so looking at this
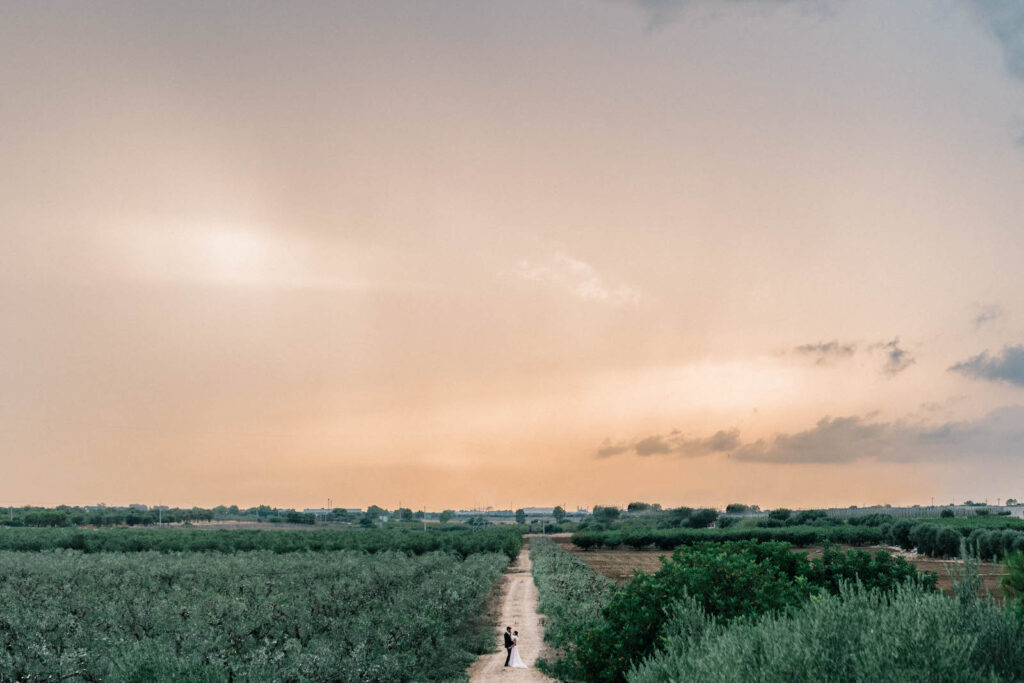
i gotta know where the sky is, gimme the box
[2,0,1024,511]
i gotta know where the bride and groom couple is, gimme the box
[503,626,527,669]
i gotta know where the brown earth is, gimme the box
[552,535,667,583]
[553,536,1007,599]
[467,540,556,682]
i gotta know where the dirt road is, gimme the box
[468,542,555,682]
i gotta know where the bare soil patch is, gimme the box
[555,537,1008,599]
[553,536,667,583]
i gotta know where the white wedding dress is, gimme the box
[509,635,527,669]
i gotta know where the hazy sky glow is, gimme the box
[3,0,1024,510]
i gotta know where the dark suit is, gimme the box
[504,631,514,666]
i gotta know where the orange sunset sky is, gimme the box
[3,0,1024,510]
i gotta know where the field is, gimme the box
[533,536,1024,683]
[555,535,1009,598]
[795,545,1008,599]
[0,528,513,682]
[552,535,665,582]
[0,525,522,559]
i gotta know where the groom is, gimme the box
[504,626,513,666]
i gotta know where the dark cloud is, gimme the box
[793,340,857,365]
[602,407,1024,464]
[635,435,673,455]
[597,428,741,458]
[872,338,915,376]
[974,305,1004,328]
[596,439,631,458]
[732,416,888,463]
[949,345,1024,387]
[733,406,1024,464]
[792,337,914,376]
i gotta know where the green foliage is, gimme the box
[1002,551,1024,616]
[790,509,828,525]
[283,510,316,525]
[516,508,527,525]
[900,524,1024,562]
[556,541,935,683]
[579,514,1024,562]
[847,513,897,526]
[553,506,567,523]
[0,526,523,560]
[629,583,1024,683]
[439,509,455,523]
[573,525,887,551]
[594,506,621,524]
[0,549,507,682]
[688,509,719,528]
[529,537,617,675]
[934,515,1024,529]
[941,508,956,518]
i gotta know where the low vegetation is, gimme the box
[573,525,888,551]
[0,549,507,681]
[0,526,523,559]
[574,508,1024,561]
[534,538,937,682]
[630,583,1024,682]
[530,537,617,663]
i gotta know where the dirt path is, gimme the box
[468,542,555,682]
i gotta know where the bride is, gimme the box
[509,630,527,669]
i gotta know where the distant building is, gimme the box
[522,507,554,516]
[128,504,148,511]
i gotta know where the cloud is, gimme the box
[792,340,857,365]
[609,0,825,25]
[919,395,965,413]
[732,415,889,463]
[614,0,1024,89]
[967,0,1024,82]
[734,406,1024,463]
[792,337,914,376]
[597,428,741,458]
[601,406,1024,464]
[596,439,632,458]
[614,1,1024,144]
[871,337,915,376]
[974,304,1004,328]
[949,345,1024,387]
[518,252,641,305]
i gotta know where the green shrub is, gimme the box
[555,541,934,683]
[1003,551,1024,617]
[0,526,523,560]
[530,537,617,668]
[629,582,1024,683]
[0,549,507,682]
